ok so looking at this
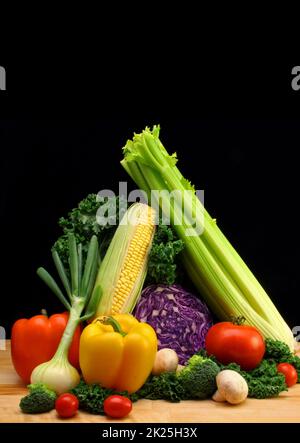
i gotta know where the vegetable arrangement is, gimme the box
[10,125,300,420]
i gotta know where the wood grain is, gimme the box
[1,340,300,423]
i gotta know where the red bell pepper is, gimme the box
[11,312,81,384]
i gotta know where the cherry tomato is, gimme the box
[55,393,79,418]
[205,321,265,370]
[103,395,132,418]
[277,363,298,387]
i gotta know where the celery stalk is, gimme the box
[121,126,296,351]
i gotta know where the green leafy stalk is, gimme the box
[121,126,296,351]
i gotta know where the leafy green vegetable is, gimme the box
[53,194,125,267]
[71,380,137,414]
[264,338,292,361]
[146,223,184,285]
[19,383,57,414]
[53,194,184,285]
[135,372,185,402]
[264,338,300,381]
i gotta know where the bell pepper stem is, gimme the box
[98,316,127,337]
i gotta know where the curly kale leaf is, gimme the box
[264,338,292,361]
[146,223,184,285]
[246,374,287,399]
[53,194,126,268]
[135,372,185,402]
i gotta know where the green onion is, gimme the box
[31,234,101,393]
[121,125,296,352]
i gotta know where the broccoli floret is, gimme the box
[20,383,57,414]
[177,355,220,399]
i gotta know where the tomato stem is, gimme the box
[230,315,246,325]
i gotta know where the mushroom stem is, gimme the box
[212,390,226,402]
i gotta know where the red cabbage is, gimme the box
[133,284,213,364]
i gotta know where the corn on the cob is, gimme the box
[90,203,156,318]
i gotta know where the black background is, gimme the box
[0,56,299,339]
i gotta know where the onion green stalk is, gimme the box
[121,125,296,352]
[31,234,101,393]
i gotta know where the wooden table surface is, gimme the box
[1,340,300,423]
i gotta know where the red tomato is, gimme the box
[205,321,265,370]
[277,363,298,387]
[55,393,79,418]
[103,395,132,418]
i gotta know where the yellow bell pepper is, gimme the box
[79,314,157,393]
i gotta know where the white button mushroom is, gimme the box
[152,348,179,375]
[212,370,248,405]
